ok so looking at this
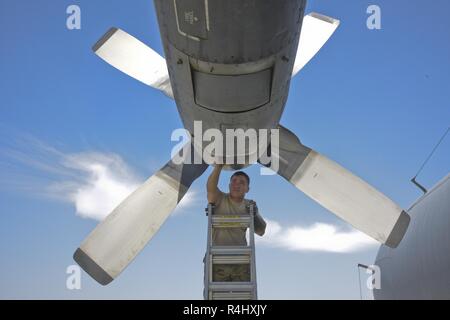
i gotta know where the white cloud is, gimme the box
[257,219,378,253]
[59,153,141,220]
[0,136,198,221]
[57,153,199,220]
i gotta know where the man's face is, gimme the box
[229,175,249,199]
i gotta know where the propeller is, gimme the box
[292,12,340,77]
[258,125,410,248]
[75,9,409,287]
[74,143,207,285]
[92,27,173,98]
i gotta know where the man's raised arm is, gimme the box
[207,164,223,204]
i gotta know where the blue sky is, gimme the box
[0,0,449,299]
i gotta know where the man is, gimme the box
[206,164,266,282]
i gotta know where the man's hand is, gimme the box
[248,200,257,208]
[248,200,266,236]
[207,164,223,204]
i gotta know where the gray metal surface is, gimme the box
[155,0,306,64]
[374,174,450,299]
[193,68,272,112]
[258,125,312,180]
[73,248,113,286]
[154,0,306,164]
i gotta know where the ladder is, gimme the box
[203,202,258,300]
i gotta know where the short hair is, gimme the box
[230,171,250,186]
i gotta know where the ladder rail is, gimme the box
[203,203,213,300]
[249,204,258,300]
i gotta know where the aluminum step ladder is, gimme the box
[203,202,258,300]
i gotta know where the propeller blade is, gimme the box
[292,12,340,77]
[93,27,173,98]
[259,125,410,248]
[74,144,207,285]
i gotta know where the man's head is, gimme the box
[229,171,250,200]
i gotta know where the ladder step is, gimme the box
[210,247,252,255]
[211,216,252,226]
[208,282,254,291]
[211,291,254,300]
[212,255,251,264]
[211,215,252,220]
